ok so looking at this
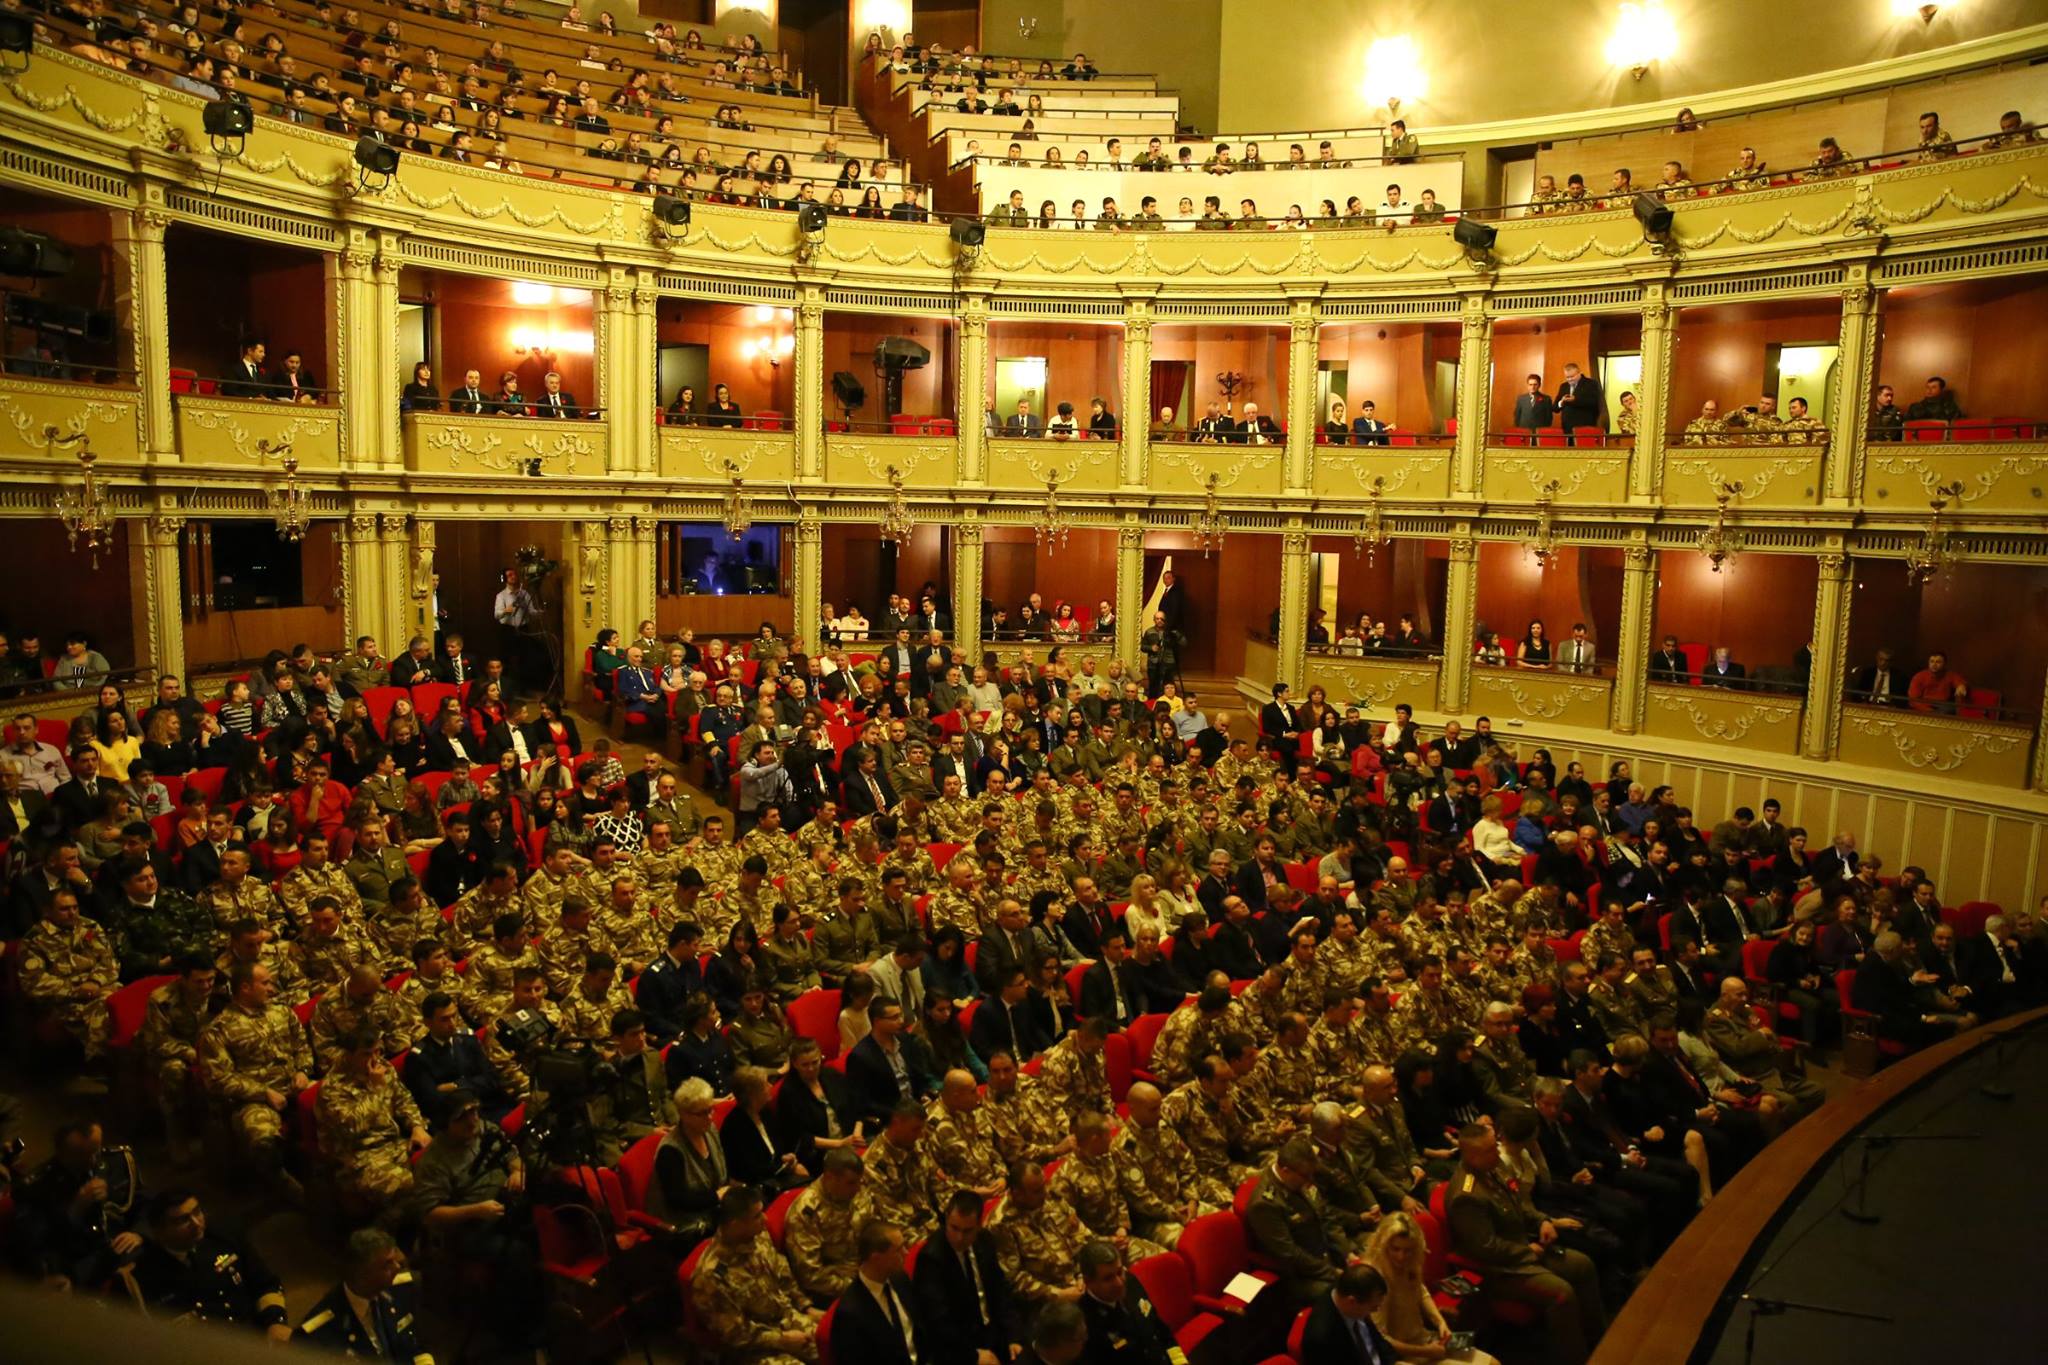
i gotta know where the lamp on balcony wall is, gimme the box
[1526,479,1561,570]
[1192,473,1227,558]
[1605,1,1677,80]
[739,305,796,370]
[48,426,112,567]
[262,440,311,542]
[1697,480,1746,572]
[1353,476,1388,565]
[1904,480,1964,585]
[721,460,752,540]
[1360,36,1427,117]
[1034,474,1071,553]
[1892,0,1943,23]
[880,464,915,547]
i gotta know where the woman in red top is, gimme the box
[534,697,582,765]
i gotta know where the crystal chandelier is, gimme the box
[722,459,752,539]
[1697,479,1746,573]
[1904,480,1964,585]
[1352,476,1388,564]
[1192,472,1227,557]
[1033,474,1071,553]
[1527,478,1561,570]
[881,464,915,547]
[49,426,114,567]
[263,441,311,542]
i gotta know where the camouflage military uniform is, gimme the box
[1228,1064,1294,1156]
[520,868,577,935]
[447,886,523,958]
[1051,1148,1172,1260]
[393,970,458,1048]
[1277,959,1327,1018]
[929,796,980,843]
[1681,414,1727,445]
[1316,935,1376,992]
[990,1191,1086,1304]
[277,863,361,932]
[986,1077,1071,1166]
[1036,1035,1110,1121]
[633,843,691,893]
[1585,979,1646,1042]
[783,1180,860,1302]
[1117,1120,1231,1223]
[1724,160,1770,192]
[198,1001,313,1150]
[1779,415,1824,445]
[1529,186,1565,214]
[215,941,310,1009]
[20,916,119,1057]
[1159,1080,1251,1185]
[558,981,634,1044]
[599,905,662,980]
[1010,863,1070,907]
[691,1230,821,1365]
[1308,1016,1368,1093]
[1255,1039,1321,1113]
[1149,1001,1233,1086]
[1477,960,1531,1008]
[1511,941,1560,989]
[200,878,288,946]
[1237,976,1287,1045]
[106,892,214,981]
[721,883,778,940]
[485,1001,560,1099]
[923,1102,1007,1193]
[738,827,799,878]
[315,1069,423,1208]
[1581,921,1636,971]
[310,989,410,1071]
[859,1135,942,1237]
[1393,986,1460,1050]
[289,924,369,995]
[364,900,443,977]
[538,921,614,998]
[927,887,988,938]
[139,979,213,1114]
[1354,1008,1401,1068]
[460,944,540,1026]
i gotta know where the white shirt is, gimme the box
[494,586,533,627]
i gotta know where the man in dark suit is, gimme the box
[1003,398,1044,437]
[915,1189,1022,1365]
[1561,1051,1695,1244]
[1349,400,1392,447]
[1649,634,1690,683]
[1958,915,2023,1020]
[49,748,107,833]
[845,1001,934,1128]
[911,632,950,699]
[1078,927,1142,1030]
[405,990,512,1123]
[1156,570,1187,643]
[1259,683,1301,765]
[1556,361,1603,437]
[831,1219,926,1365]
[1701,647,1746,690]
[1075,1240,1178,1365]
[219,340,271,398]
[446,367,491,415]
[843,751,897,818]
[533,371,579,417]
[389,637,439,689]
[975,900,1039,992]
[1668,938,1712,1005]
[972,967,1046,1061]
[1852,931,1966,1046]
[1235,403,1282,444]
[1512,373,1554,431]
[1850,649,1906,705]
[1299,1265,1402,1365]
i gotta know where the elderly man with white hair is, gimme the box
[1958,914,2024,1018]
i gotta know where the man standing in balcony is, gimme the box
[1513,375,1554,433]
[1556,361,1603,441]
[494,569,537,693]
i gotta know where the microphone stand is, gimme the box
[1740,1294,1892,1365]
[1840,1131,1981,1224]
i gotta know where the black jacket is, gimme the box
[845,1035,933,1128]
[969,993,1045,1062]
[1299,1292,1399,1365]
[297,1274,425,1359]
[913,1231,1018,1365]
[831,1273,926,1365]
[1078,1278,1178,1365]
[1079,958,1142,1028]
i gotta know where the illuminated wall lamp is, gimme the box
[1361,36,1427,117]
[1893,0,1942,22]
[1605,0,1677,80]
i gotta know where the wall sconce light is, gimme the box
[722,460,752,540]
[1361,36,1427,116]
[1904,480,1964,584]
[1605,1,1677,79]
[48,426,112,568]
[1697,480,1746,572]
[1527,479,1561,570]
[1892,0,1942,22]
[1353,476,1388,565]
[1192,473,1227,557]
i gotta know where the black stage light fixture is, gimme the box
[353,135,400,191]
[0,227,76,279]
[202,98,253,138]
[652,193,692,228]
[796,201,829,235]
[0,13,32,56]
[1633,191,1674,237]
[1452,217,1496,252]
[949,217,986,248]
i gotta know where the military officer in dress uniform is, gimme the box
[296,1227,431,1360]
[124,1190,292,1341]
[1075,1240,1183,1365]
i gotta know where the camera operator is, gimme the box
[408,1089,544,1354]
[12,1120,141,1290]
[588,1007,677,1165]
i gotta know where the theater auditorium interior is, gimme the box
[2,0,2048,1361]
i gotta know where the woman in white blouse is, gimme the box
[1470,793,1520,871]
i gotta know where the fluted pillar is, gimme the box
[1801,547,1852,760]
[128,509,185,681]
[1610,543,1657,733]
[1630,289,1674,503]
[2033,671,2048,793]
[957,295,989,487]
[795,290,825,481]
[1114,524,1144,670]
[406,517,437,644]
[951,520,985,666]
[1276,526,1311,692]
[791,513,823,657]
[112,200,174,462]
[568,519,607,690]
[598,269,654,475]
[340,509,390,646]
[329,228,399,470]
[1451,299,1490,498]
[1825,273,1879,506]
[1436,533,1478,713]
[1120,302,1154,491]
[1283,304,1319,493]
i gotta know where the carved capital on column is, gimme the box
[1289,314,1317,347]
[1815,551,1848,577]
[1448,535,1478,563]
[132,207,172,238]
[797,299,825,328]
[1116,527,1142,552]
[1640,300,1670,331]
[795,515,822,545]
[1841,283,1874,313]
[378,513,409,537]
[578,522,606,598]
[605,515,633,537]
[955,522,984,549]
[348,512,377,537]
[1282,529,1310,558]
[146,512,185,540]
[1623,544,1651,571]
[630,516,660,536]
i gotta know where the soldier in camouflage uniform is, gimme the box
[633,817,691,892]
[1317,909,1377,990]
[315,1028,428,1220]
[924,1070,1008,1196]
[783,1150,864,1304]
[1585,953,1647,1042]
[721,859,780,940]
[691,1187,823,1365]
[687,816,743,892]
[1160,1057,1254,1186]
[984,1052,1076,1167]
[1581,904,1637,971]
[777,841,837,923]
[215,918,310,1010]
[1118,1081,1229,1233]
[276,832,361,931]
[447,864,523,958]
[1681,399,1728,445]
[1512,923,1561,989]
[927,859,988,938]
[485,968,559,1100]
[460,914,537,1026]
[1036,1020,1112,1123]
[1010,839,1070,907]
[859,1102,944,1237]
[197,961,314,1187]
[1236,964,1289,1046]
[19,889,119,1059]
[928,775,979,843]
[199,848,287,947]
[1256,1011,1323,1117]
[289,897,369,996]
[364,877,441,977]
[1478,935,1532,1007]
[102,859,214,981]
[557,953,634,1044]
[393,940,458,1049]
[1048,1112,1171,1261]
[737,804,800,878]
[989,1162,1087,1306]
[521,847,581,935]
[139,955,217,1153]
[538,898,613,998]
[1393,958,1461,1051]
[310,965,411,1071]
[595,874,661,979]
[1307,992,1368,1099]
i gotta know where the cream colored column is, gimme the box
[1119,302,1154,491]
[795,290,825,482]
[1801,548,1852,760]
[1451,299,1491,498]
[598,271,651,476]
[957,295,990,487]
[1630,289,1674,503]
[951,520,984,665]
[1284,304,1319,493]
[340,510,389,646]
[1436,533,1478,713]
[128,510,186,681]
[1276,527,1311,692]
[608,516,658,633]
[2032,671,2048,792]
[1609,543,1657,734]
[792,514,823,654]
[112,200,174,462]
[1114,524,1145,670]
[568,520,608,690]
[405,517,437,646]
[329,229,398,470]
[1825,273,1879,506]
[375,514,412,649]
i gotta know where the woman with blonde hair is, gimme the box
[1363,1211,1500,1363]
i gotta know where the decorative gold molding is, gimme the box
[1472,672,1613,720]
[1842,712,2029,774]
[1647,688,1800,743]
[1868,450,2048,504]
[1488,450,1629,499]
[415,417,600,476]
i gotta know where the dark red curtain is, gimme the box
[1149,361,1191,426]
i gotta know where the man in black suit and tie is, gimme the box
[831,1219,926,1365]
[50,747,107,833]
[915,1190,1022,1365]
[844,751,897,818]
[1003,398,1044,437]
[1259,682,1301,766]
[219,339,272,398]
[1958,914,2023,1019]
[1649,635,1691,682]
[1555,361,1603,439]
[845,1001,934,1128]
[1349,399,1392,447]
[1299,1265,1401,1365]
[1701,647,1746,690]
[447,367,491,415]
[972,967,1046,1061]
[1156,569,1187,643]
[974,898,1037,989]
[534,370,580,417]
[1850,649,1906,705]
[1075,1240,1178,1365]
[912,632,951,699]
[1079,926,1141,1030]
[1512,373,1554,431]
